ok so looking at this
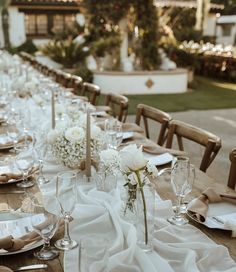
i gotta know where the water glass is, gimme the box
[30,196,60,260]
[104,119,122,149]
[55,171,78,250]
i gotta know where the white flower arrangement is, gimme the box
[119,144,158,184]
[13,76,39,97]
[99,149,120,174]
[119,144,158,246]
[47,124,105,169]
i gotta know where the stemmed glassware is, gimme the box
[30,195,60,260]
[34,142,49,185]
[104,119,122,149]
[55,171,78,250]
[168,159,195,226]
[15,146,36,188]
[6,126,19,153]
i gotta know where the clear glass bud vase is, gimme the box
[136,183,155,253]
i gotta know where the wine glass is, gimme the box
[168,162,195,226]
[55,171,78,250]
[30,195,60,260]
[15,147,36,188]
[6,126,19,153]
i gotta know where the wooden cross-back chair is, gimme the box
[166,119,222,172]
[69,75,83,96]
[82,82,101,105]
[135,104,172,146]
[105,93,129,122]
[228,149,236,190]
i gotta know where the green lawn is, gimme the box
[100,76,236,114]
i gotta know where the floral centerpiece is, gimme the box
[119,144,158,250]
[47,120,105,169]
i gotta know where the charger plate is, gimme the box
[187,201,236,230]
[0,211,43,255]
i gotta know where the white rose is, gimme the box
[65,127,85,143]
[47,129,59,144]
[119,144,147,172]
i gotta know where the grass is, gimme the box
[99,76,236,114]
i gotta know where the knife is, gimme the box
[13,264,48,271]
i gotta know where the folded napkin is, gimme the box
[0,165,38,183]
[0,266,13,272]
[0,203,10,211]
[141,142,187,157]
[122,123,144,133]
[0,134,32,148]
[188,188,236,223]
[0,232,40,252]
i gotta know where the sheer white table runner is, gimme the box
[40,161,236,272]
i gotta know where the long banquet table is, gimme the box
[0,51,236,271]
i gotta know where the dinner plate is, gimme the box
[121,131,134,140]
[0,212,43,255]
[187,201,236,230]
[143,152,173,166]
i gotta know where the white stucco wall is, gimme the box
[9,7,26,47]
[93,69,188,95]
[204,14,217,36]
[216,25,236,45]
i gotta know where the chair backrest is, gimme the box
[166,119,222,172]
[135,104,172,146]
[82,82,100,105]
[228,149,236,190]
[70,75,83,95]
[105,93,129,122]
[59,72,72,88]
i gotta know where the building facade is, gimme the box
[0,0,81,48]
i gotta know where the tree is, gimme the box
[82,0,160,70]
[212,0,236,15]
[0,0,11,48]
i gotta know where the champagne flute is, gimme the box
[168,163,195,226]
[30,196,60,260]
[35,142,49,185]
[55,171,78,250]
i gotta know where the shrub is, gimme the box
[74,65,93,83]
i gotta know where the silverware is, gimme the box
[13,264,48,271]
[0,191,25,194]
[212,216,224,224]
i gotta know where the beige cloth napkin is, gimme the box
[0,135,32,148]
[141,142,187,156]
[0,266,13,272]
[0,203,9,211]
[0,166,38,184]
[188,187,236,223]
[0,232,40,252]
